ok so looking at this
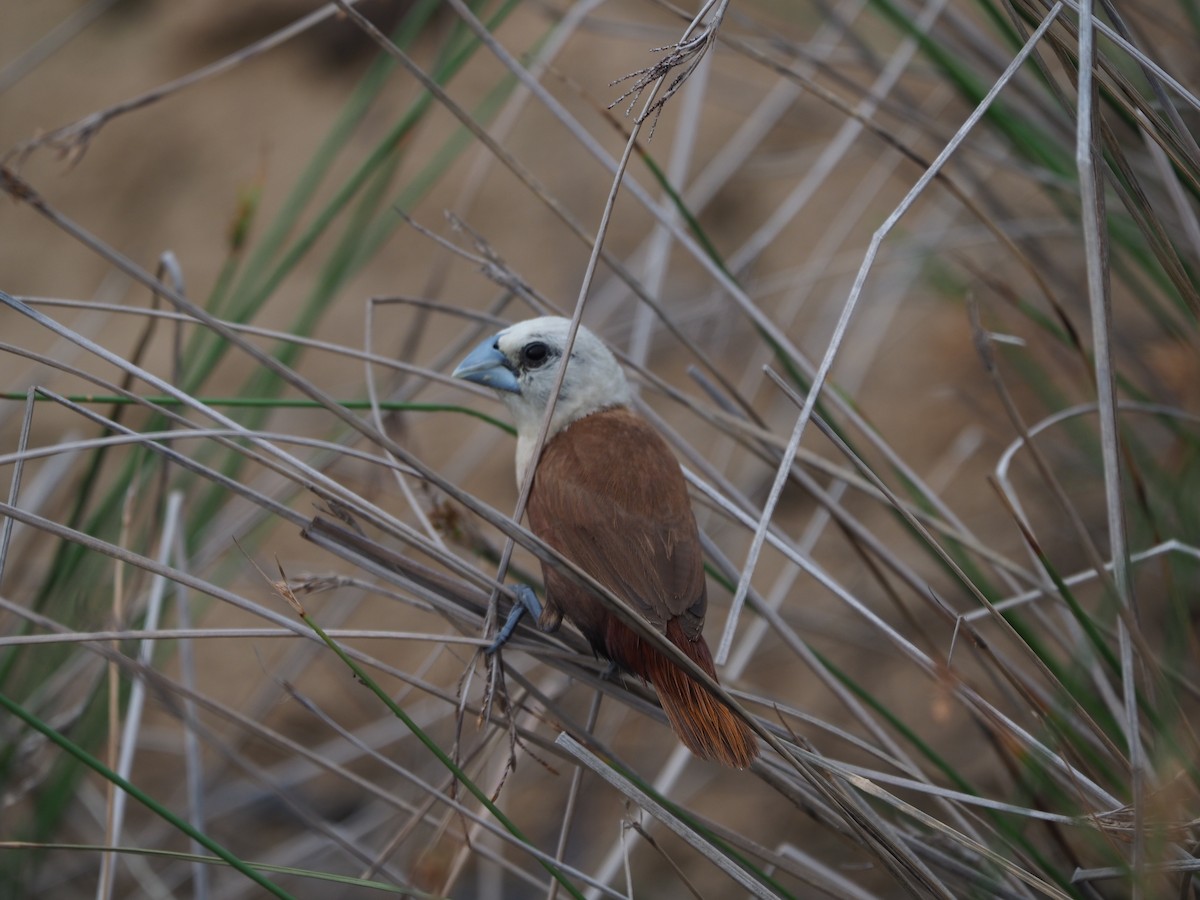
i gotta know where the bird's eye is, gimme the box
[521,341,551,368]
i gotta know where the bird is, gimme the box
[452,316,759,768]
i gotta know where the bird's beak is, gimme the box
[452,336,521,394]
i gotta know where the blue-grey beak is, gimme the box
[452,336,521,394]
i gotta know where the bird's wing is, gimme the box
[527,407,706,640]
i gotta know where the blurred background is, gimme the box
[2,1,1199,897]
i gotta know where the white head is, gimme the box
[452,317,632,482]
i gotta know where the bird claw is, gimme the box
[485,584,543,655]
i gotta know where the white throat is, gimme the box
[504,360,630,486]
[488,317,632,487]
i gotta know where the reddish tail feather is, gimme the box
[607,618,759,768]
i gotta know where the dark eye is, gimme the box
[521,341,551,368]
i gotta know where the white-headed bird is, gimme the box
[453,317,758,768]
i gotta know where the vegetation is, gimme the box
[0,0,1197,896]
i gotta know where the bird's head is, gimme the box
[452,316,631,449]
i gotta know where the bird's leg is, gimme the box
[485,584,544,655]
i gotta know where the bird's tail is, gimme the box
[613,620,759,768]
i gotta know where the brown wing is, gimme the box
[527,407,706,651]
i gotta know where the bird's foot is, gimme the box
[485,584,543,655]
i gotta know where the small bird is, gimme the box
[453,317,758,768]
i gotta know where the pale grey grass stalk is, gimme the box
[546,689,605,900]
[445,677,573,898]
[983,401,1200,612]
[583,740,695,900]
[0,425,78,575]
[558,734,779,900]
[0,428,415,479]
[772,844,881,900]
[1074,859,1200,883]
[362,291,447,552]
[103,490,185,900]
[626,41,713,385]
[1075,8,1147,889]
[171,525,206,900]
[99,466,137,900]
[829,760,1093,824]
[0,628,484,648]
[1051,0,1200,115]
[1139,115,1200,264]
[0,275,125,432]
[22,294,491,392]
[171,528,206,900]
[0,388,37,589]
[960,539,1200,622]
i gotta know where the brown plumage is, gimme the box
[527,407,759,768]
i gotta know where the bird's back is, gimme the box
[526,405,706,657]
[526,406,759,767]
